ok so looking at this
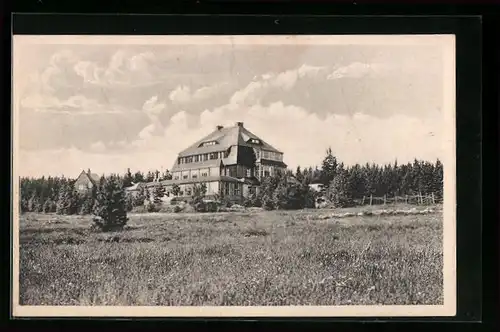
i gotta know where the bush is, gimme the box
[91,176,129,232]
[146,202,160,213]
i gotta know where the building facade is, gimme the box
[74,169,101,194]
[156,122,287,203]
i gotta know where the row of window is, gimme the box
[178,151,227,165]
[255,150,283,162]
[173,172,209,180]
[178,149,283,165]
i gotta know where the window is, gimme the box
[264,171,270,177]
[209,152,218,160]
[192,174,198,179]
[203,154,208,161]
[78,184,85,190]
[201,141,217,147]
[250,138,260,144]
[183,175,188,179]
[234,184,241,196]
[202,172,208,177]
[194,155,200,162]
[246,168,252,177]
[186,156,193,163]
[186,188,192,195]
[254,150,260,159]
[262,151,270,159]
[174,176,179,180]
[249,186,256,195]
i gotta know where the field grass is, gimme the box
[18,205,443,306]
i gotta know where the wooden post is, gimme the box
[405,195,408,204]
[383,195,386,205]
[431,192,435,205]
[369,194,373,206]
[395,195,398,204]
[362,196,365,205]
[419,192,422,205]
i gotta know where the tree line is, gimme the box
[19,149,443,213]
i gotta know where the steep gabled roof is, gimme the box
[177,123,282,158]
[77,170,101,185]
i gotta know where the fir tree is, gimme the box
[153,184,166,204]
[42,199,56,213]
[78,187,96,215]
[92,176,128,232]
[327,166,353,208]
[172,184,181,197]
[134,185,147,206]
[56,184,78,215]
[123,168,133,188]
[320,147,338,188]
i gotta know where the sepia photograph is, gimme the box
[12,34,456,317]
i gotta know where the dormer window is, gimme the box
[200,141,217,147]
[249,138,261,144]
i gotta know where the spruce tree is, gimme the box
[153,184,166,204]
[56,184,78,215]
[320,147,338,188]
[327,166,353,208]
[134,186,147,206]
[123,168,133,188]
[172,184,181,197]
[79,187,96,215]
[92,176,128,232]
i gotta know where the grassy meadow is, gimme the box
[18,205,443,306]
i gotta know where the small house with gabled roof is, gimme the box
[74,169,101,194]
[160,122,287,203]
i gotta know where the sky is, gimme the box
[13,35,454,178]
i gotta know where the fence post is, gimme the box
[419,192,422,205]
[431,192,435,205]
[395,195,398,204]
[383,195,386,205]
[369,194,373,206]
[405,195,408,204]
[362,196,365,205]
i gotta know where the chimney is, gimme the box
[236,122,243,127]
[216,125,224,131]
[87,168,91,175]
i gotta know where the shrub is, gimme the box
[91,176,129,232]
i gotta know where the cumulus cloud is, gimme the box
[230,64,328,106]
[327,62,388,80]
[19,101,443,177]
[21,93,127,115]
[73,50,158,86]
[169,82,230,105]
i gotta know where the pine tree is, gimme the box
[327,166,353,208]
[161,170,173,180]
[172,184,181,197]
[79,187,96,215]
[153,184,166,204]
[295,166,304,182]
[123,168,133,188]
[42,199,56,213]
[56,184,78,215]
[133,171,145,183]
[28,194,42,212]
[134,185,147,206]
[92,176,128,232]
[320,147,338,188]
